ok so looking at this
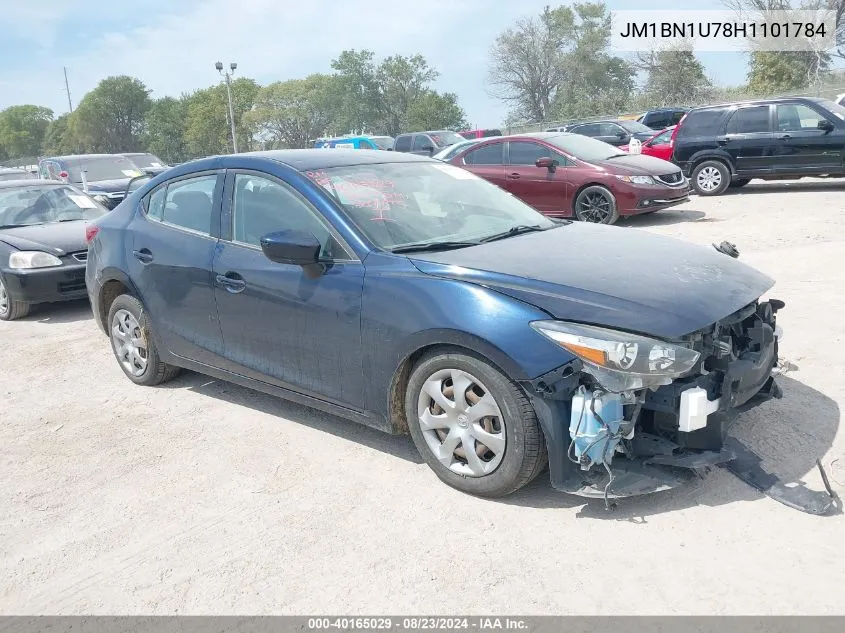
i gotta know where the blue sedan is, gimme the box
[85,149,790,504]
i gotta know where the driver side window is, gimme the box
[231,173,348,260]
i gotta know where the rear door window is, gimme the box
[726,106,772,134]
[463,143,504,165]
[394,135,412,152]
[145,174,218,235]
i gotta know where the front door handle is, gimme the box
[132,249,153,264]
[216,272,246,294]
[507,173,521,180]
[777,133,792,140]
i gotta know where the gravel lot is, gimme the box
[1,179,843,615]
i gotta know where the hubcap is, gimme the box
[577,191,612,223]
[697,166,722,192]
[0,278,8,316]
[111,309,148,376]
[417,369,506,477]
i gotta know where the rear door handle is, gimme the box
[216,272,246,294]
[507,173,520,180]
[132,249,153,264]
[777,133,792,140]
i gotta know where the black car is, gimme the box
[673,97,845,196]
[0,167,37,182]
[638,108,689,130]
[554,120,656,147]
[37,154,149,209]
[0,179,106,320]
[393,130,466,156]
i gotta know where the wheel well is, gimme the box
[99,279,130,327]
[691,156,732,176]
[571,182,613,213]
[387,342,513,435]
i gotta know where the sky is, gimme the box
[0,0,836,128]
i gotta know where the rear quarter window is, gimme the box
[677,108,728,137]
[394,135,412,152]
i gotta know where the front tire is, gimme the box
[0,276,31,321]
[691,160,731,196]
[405,349,547,497]
[574,185,619,224]
[107,294,180,386]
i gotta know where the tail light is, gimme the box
[669,118,685,149]
[85,225,100,243]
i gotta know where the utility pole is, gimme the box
[215,61,239,153]
[63,67,73,112]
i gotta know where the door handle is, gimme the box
[132,249,153,264]
[777,133,792,140]
[507,173,521,179]
[216,273,246,294]
[716,136,729,145]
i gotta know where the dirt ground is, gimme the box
[1,179,844,615]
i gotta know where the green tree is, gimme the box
[330,50,381,134]
[636,45,713,106]
[0,105,54,159]
[184,78,259,158]
[374,54,439,135]
[747,50,831,94]
[406,91,468,131]
[247,75,338,149]
[72,76,152,152]
[488,3,634,122]
[145,96,190,164]
[42,113,83,155]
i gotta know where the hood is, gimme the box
[593,153,680,176]
[0,221,89,256]
[407,223,774,339]
[79,178,132,194]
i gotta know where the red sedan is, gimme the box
[448,132,689,224]
[619,125,676,161]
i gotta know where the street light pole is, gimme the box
[215,61,239,153]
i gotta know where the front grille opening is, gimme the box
[71,251,88,262]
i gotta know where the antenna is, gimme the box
[63,67,73,112]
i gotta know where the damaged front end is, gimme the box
[523,298,836,515]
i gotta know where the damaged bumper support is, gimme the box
[523,299,837,515]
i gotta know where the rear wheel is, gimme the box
[730,178,751,188]
[405,349,547,497]
[107,294,180,386]
[574,185,619,224]
[0,277,31,321]
[691,160,730,196]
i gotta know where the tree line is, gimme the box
[1,0,844,164]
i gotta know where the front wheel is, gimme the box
[405,350,547,497]
[691,160,731,196]
[0,276,31,321]
[574,185,619,224]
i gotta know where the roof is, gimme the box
[239,149,433,171]
[396,130,458,136]
[39,154,126,162]
[690,96,828,112]
[509,131,574,140]
[0,178,61,189]
[0,167,29,173]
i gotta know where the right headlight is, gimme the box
[530,320,701,391]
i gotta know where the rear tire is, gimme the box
[0,277,31,321]
[107,294,180,386]
[405,349,547,498]
[574,185,619,224]
[691,160,730,196]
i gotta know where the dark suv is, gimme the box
[393,130,466,156]
[673,97,845,196]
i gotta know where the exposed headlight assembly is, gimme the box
[530,320,701,391]
[8,251,63,269]
[615,174,656,185]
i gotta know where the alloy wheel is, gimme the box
[0,279,8,317]
[696,166,723,192]
[111,309,148,377]
[416,368,506,477]
[577,191,613,223]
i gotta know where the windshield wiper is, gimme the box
[391,240,480,254]
[604,154,631,159]
[479,224,547,243]
[0,224,28,229]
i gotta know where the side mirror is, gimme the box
[260,229,321,266]
[818,119,834,132]
[536,157,559,172]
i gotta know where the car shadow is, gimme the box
[160,371,424,464]
[500,374,840,518]
[620,209,710,227]
[725,179,845,195]
[20,299,93,324]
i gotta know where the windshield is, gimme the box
[618,120,654,134]
[817,98,845,121]
[0,184,106,228]
[126,153,165,169]
[304,162,555,250]
[429,131,465,148]
[66,156,143,182]
[546,134,625,161]
[369,136,394,150]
